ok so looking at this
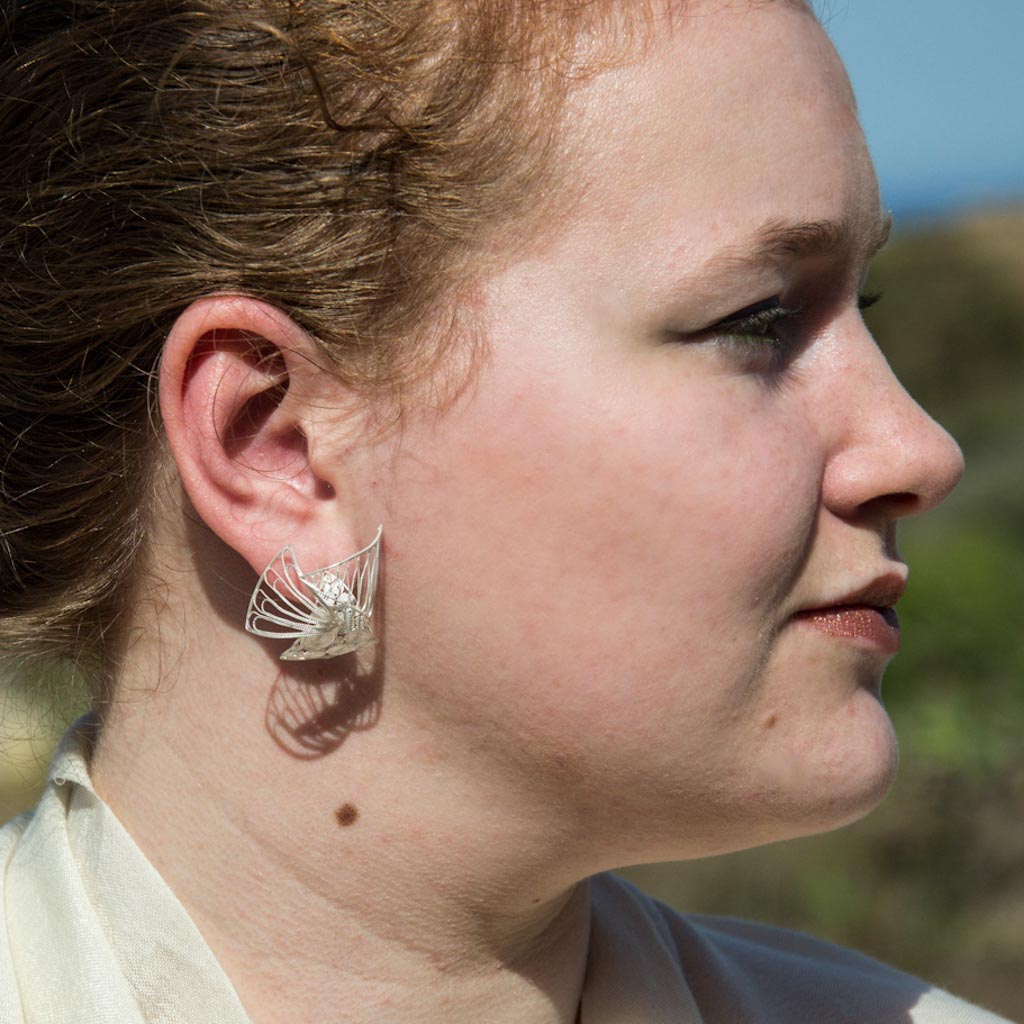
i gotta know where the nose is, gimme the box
[820,322,965,524]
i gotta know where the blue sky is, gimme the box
[822,0,1024,222]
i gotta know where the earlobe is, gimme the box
[159,296,334,572]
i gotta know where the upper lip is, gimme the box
[797,569,908,614]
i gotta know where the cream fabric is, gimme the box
[0,719,1015,1023]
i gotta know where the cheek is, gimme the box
[382,356,823,741]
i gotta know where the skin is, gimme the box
[91,3,964,1023]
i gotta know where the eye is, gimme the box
[708,297,802,344]
[672,292,884,375]
[704,292,883,346]
[691,297,805,373]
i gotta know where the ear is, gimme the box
[158,295,359,575]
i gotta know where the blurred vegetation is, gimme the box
[625,207,1024,1020]
[0,661,88,822]
[2,207,1023,1017]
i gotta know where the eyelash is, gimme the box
[706,292,883,365]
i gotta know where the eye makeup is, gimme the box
[676,291,886,374]
[709,291,883,341]
[708,297,803,341]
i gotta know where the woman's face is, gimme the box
[354,0,964,863]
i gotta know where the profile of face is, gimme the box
[311,0,965,868]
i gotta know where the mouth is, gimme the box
[792,571,907,655]
[792,604,900,654]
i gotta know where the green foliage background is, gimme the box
[2,208,1023,1018]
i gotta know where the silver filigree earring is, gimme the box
[245,526,382,661]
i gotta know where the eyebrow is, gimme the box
[707,214,894,275]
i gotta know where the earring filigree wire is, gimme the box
[245,526,382,661]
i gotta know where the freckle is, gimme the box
[764,713,778,729]
[335,803,359,827]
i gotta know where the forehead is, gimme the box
[546,0,878,281]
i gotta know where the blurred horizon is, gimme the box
[822,0,1024,225]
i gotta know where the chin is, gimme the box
[619,707,900,867]
[780,690,901,840]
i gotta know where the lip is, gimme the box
[792,570,907,655]
[793,605,901,654]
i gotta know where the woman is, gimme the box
[0,0,1010,1021]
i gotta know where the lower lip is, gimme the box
[792,605,900,654]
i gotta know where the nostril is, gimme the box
[859,491,920,521]
[885,492,919,514]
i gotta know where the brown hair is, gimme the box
[0,0,627,689]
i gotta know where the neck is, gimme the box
[91,616,591,1024]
